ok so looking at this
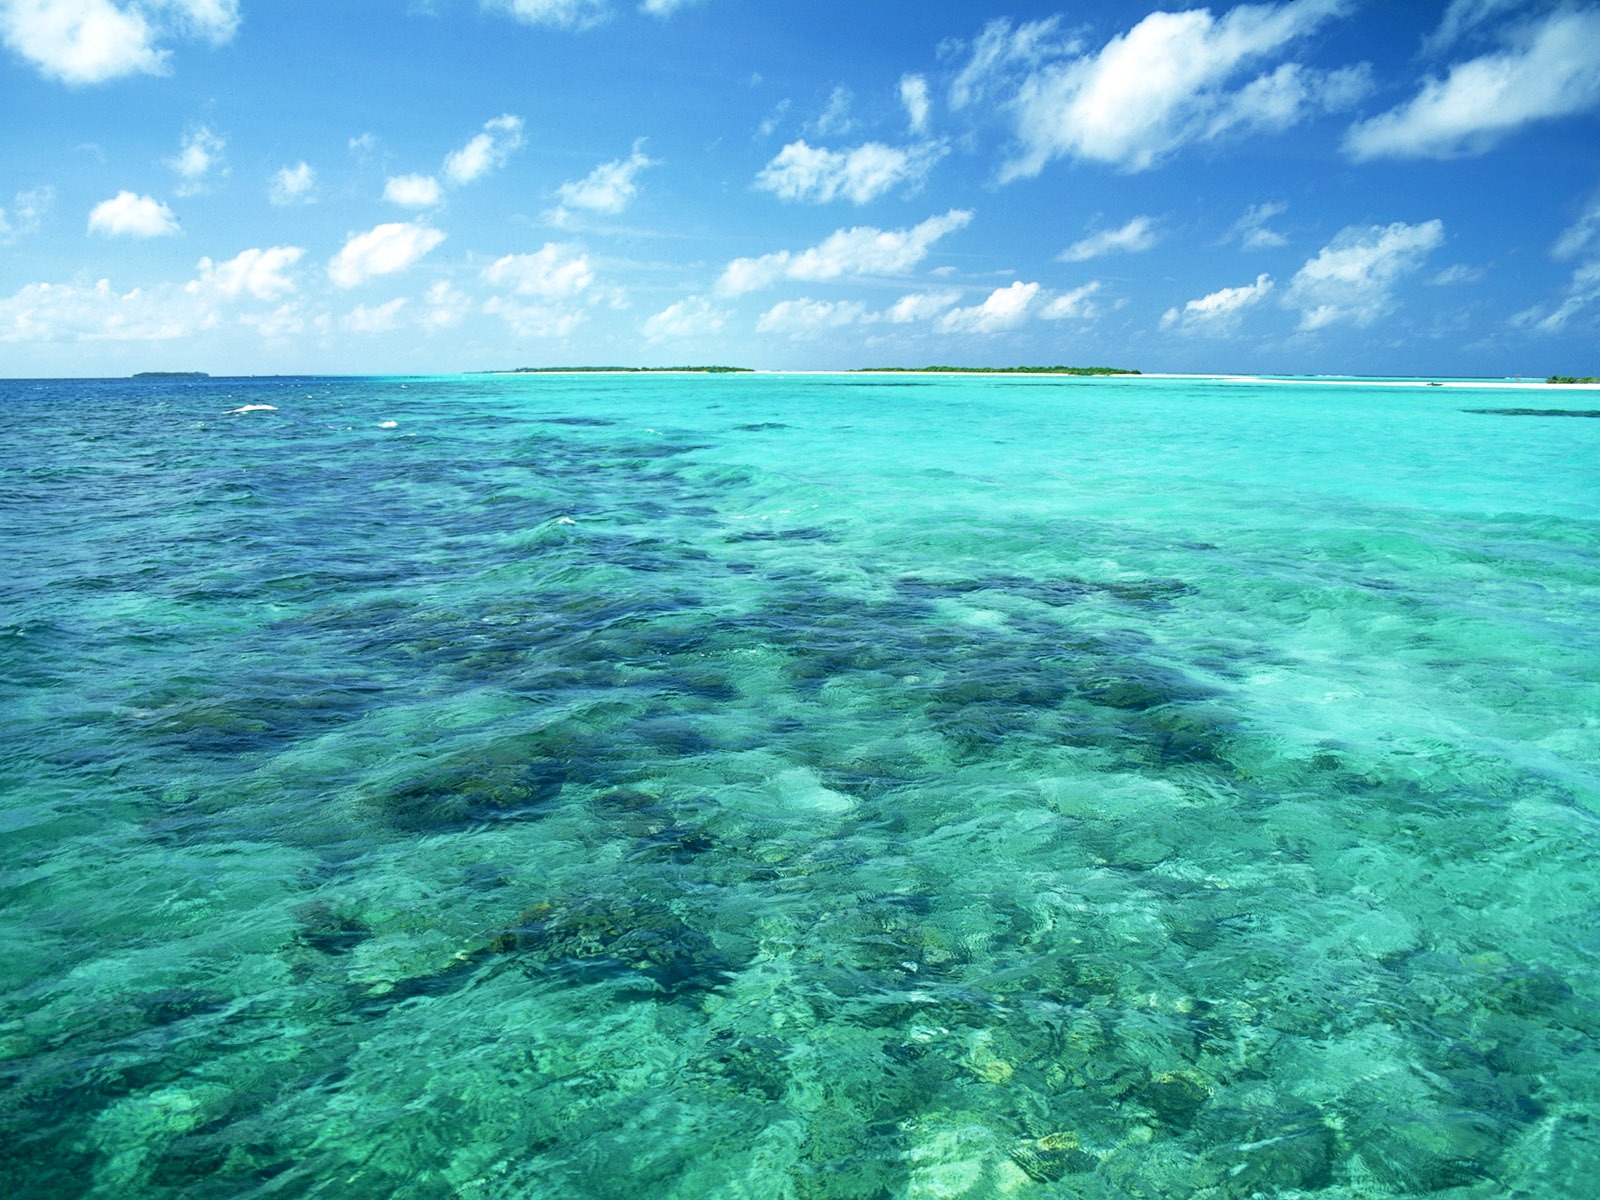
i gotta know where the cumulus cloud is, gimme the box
[481,0,609,29]
[0,277,184,341]
[1284,220,1444,330]
[1039,280,1103,320]
[900,74,931,134]
[1058,216,1159,263]
[643,295,729,341]
[443,114,525,186]
[999,0,1364,178]
[2,254,300,345]
[481,243,593,297]
[0,185,53,243]
[754,139,945,205]
[483,296,587,339]
[549,141,657,222]
[0,0,239,84]
[1162,272,1273,333]
[169,124,225,193]
[270,162,316,206]
[717,209,974,295]
[887,289,963,323]
[328,222,446,288]
[1346,8,1600,161]
[88,190,178,237]
[421,281,471,331]
[1229,200,1289,248]
[640,0,702,15]
[344,298,408,334]
[188,246,303,300]
[937,281,1040,333]
[756,297,871,338]
[384,173,443,208]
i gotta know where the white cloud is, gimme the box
[1,277,182,341]
[0,185,53,243]
[1000,0,1360,178]
[270,162,316,206]
[948,16,1076,112]
[1422,0,1529,55]
[887,289,963,323]
[88,190,178,237]
[328,222,446,288]
[1552,192,1600,262]
[481,0,609,29]
[937,281,1040,333]
[384,173,443,208]
[1345,8,1600,160]
[0,0,238,84]
[2,256,296,346]
[550,141,657,220]
[811,85,854,137]
[642,295,729,341]
[1039,280,1102,319]
[421,281,471,331]
[640,0,701,15]
[1058,215,1159,263]
[188,246,303,300]
[1511,260,1600,334]
[1284,220,1444,330]
[483,296,587,339]
[717,209,974,296]
[1229,200,1288,249]
[481,243,593,297]
[169,124,225,193]
[756,297,871,338]
[344,298,408,334]
[900,74,931,134]
[1430,263,1484,286]
[443,114,525,186]
[755,139,945,206]
[1162,272,1273,333]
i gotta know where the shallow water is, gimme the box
[2,372,1597,1198]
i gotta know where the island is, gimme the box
[1547,375,1599,384]
[850,365,1140,376]
[132,371,210,379]
[502,366,753,374]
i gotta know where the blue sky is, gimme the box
[2,0,1599,376]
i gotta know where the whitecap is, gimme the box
[227,404,277,414]
[379,420,398,429]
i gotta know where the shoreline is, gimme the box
[490,369,1600,390]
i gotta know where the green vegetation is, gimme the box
[508,365,753,374]
[1546,375,1599,384]
[852,365,1140,376]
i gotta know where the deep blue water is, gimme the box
[2,372,1598,1198]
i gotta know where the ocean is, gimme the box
[2,371,1597,1198]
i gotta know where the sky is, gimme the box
[2,0,1599,377]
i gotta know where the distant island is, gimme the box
[1547,375,1599,384]
[852,365,1140,376]
[504,366,753,374]
[132,371,210,378]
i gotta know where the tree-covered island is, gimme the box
[850,365,1140,376]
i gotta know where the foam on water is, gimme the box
[1,372,1597,1198]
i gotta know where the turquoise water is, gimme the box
[2,372,1597,1199]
